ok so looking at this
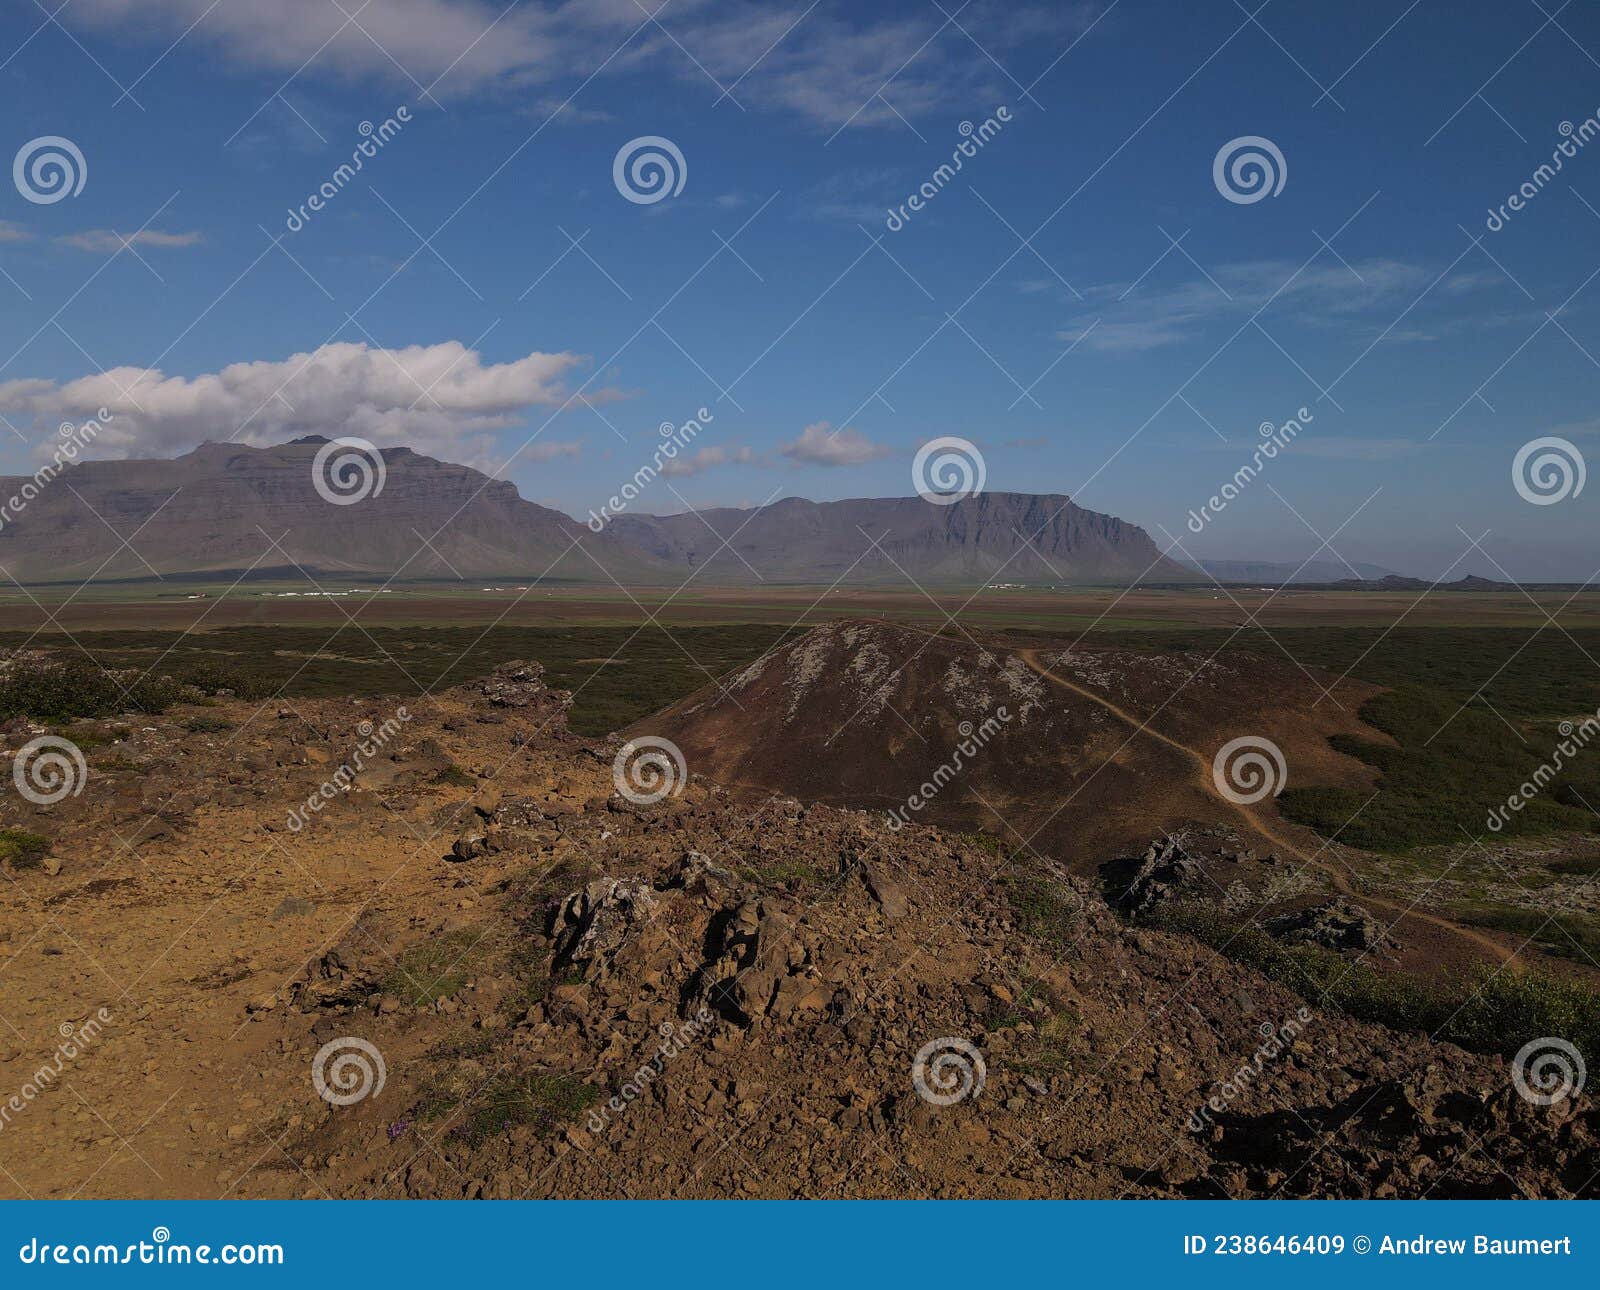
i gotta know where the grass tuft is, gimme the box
[0,828,50,871]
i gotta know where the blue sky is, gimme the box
[0,0,1596,578]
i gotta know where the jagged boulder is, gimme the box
[1120,837,1201,916]
[477,660,573,723]
[1265,899,1385,952]
[551,877,659,978]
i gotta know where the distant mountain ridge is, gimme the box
[0,438,1194,587]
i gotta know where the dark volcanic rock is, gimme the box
[1118,837,1202,916]
[1265,899,1386,952]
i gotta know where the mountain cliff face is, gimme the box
[612,492,1191,583]
[0,439,1190,585]
[0,438,650,583]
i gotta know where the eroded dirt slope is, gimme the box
[0,654,1593,1199]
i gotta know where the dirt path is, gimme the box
[1014,647,1518,968]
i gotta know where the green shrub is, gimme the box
[164,658,265,699]
[1278,688,1600,850]
[1147,902,1600,1066]
[0,828,49,871]
[1003,870,1080,947]
[0,659,180,721]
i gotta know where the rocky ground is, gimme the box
[0,658,1594,1199]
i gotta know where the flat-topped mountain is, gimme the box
[0,438,1192,586]
[608,491,1187,584]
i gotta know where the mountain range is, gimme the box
[0,438,1195,586]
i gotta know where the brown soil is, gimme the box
[0,644,1592,1200]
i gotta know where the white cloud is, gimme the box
[1058,258,1502,353]
[55,229,203,252]
[660,444,756,477]
[64,1,1099,129]
[526,98,614,125]
[524,438,583,463]
[0,340,615,463]
[0,222,33,243]
[780,421,891,466]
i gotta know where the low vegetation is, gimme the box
[1046,626,1600,852]
[0,656,261,722]
[1278,688,1600,850]
[1148,902,1600,1067]
[0,623,805,735]
[0,828,49,871]
[1002,869,1081,947]
[381,928,483,1007]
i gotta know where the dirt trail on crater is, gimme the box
[1014,646,1515,968]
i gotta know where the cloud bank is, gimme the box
[66,0,1097,129]
[0,340,613,464]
